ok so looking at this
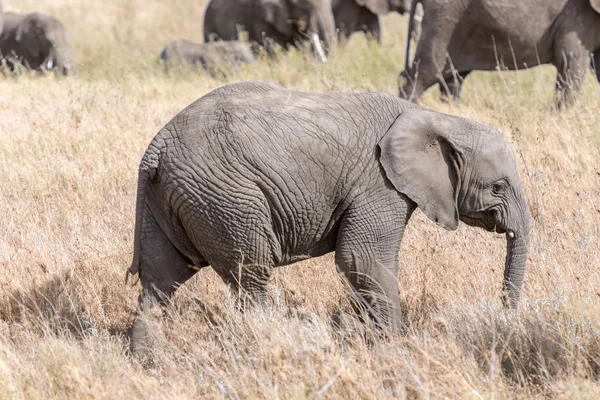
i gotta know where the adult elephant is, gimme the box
[203,0,335,62]
[332,0,420,42]
[0,12,75,75]
[127,81,531,356]
[399,0,600,106]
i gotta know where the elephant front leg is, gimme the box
[334,198,412,331]
[554,34,590,107]
[364,15,381,43]
[216,263,273,309]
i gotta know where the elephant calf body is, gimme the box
[159,39,256,71]
[400,0,600,105]
[0,12,75,75]
[128,81,530,356]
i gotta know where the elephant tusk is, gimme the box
[507,230,515,238]
[311,33,327,63]
[46,59,54,70]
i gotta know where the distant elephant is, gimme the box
[0,12,75,75]
[159,39,256,71]
[127,81,531,356]
[332,0,421,42]
[399,0,600,106]
[203,0,335,62]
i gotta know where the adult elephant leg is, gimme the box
[554,34,590,107]
[334,196,413,331]
[365,17,381,43]
[400,5,462,101]
[130,210,200,359]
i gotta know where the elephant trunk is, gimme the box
[309,6,335,63]
[501,197,531,308]
[49,46,76,76]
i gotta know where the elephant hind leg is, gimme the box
[130,210,200,359]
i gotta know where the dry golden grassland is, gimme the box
[1,0,599,398]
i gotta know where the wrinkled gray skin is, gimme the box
[128,81,531,356]
[0,12,75,75]
[203,0,335,62]
[159,39,256,71]
[332,0,419,42]
[400,0,600,106]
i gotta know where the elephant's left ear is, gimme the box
[590,0,600,13]
[378,108,465,231]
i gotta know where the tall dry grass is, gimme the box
[1,0,599,398]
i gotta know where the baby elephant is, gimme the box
[128,81,530,357]
[159,39,255,72]
[0,12,75,75]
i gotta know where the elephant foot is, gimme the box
[128,310,160,365]
[331,303,407,344]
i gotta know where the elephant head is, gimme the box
[379,109,531,307]
[356,0,412,14]
[265,0,335,62]
[16,13,75,75]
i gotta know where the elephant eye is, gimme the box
[492,182,506,194]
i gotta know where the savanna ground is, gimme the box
[1,0,599,398]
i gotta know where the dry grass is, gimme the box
[1,0,599,398]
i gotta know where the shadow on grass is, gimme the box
[0,268,130,340]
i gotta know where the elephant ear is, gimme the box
[378,109,465,231]
[356,0,390,15]
[263,0,294,35]
[590,0,600,13]
[15,15,40,57]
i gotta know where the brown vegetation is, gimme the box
[0,0,599,398]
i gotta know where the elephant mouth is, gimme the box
[461,210,506,234]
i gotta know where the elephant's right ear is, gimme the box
[590,0,600,14]
[378,109,465,231]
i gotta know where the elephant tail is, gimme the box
[404,0,419,71]
[126,147,159,283]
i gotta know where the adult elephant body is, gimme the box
[332,0,416,42]
[203,0,335,62]
[400,0,600,105]
[128,81,530,355]
[0,12,75,75]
